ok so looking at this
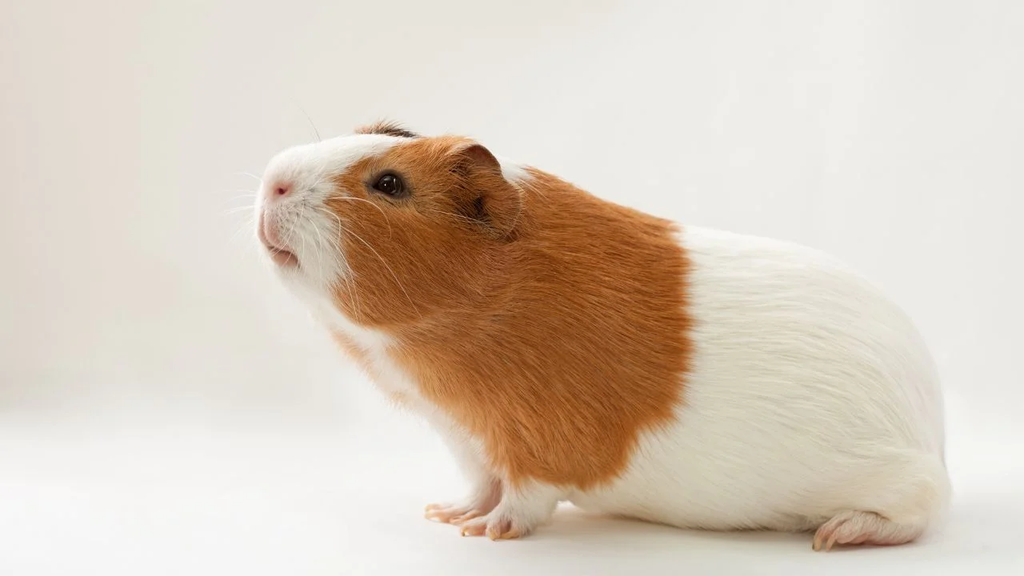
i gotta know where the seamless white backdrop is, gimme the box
[1,1,1022,574]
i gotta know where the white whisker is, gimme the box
[234,171,263,184]
[423,207,479,225]
[345,227,421,319]
[297,219,309,272]
[329,196,393,238]
[228,212,258,251]
[220,194,257,206]
[331,216,363,320]
[315,206,420,319]
[345,267,362,320]
[297,104,322,143]
[308,218,331,292]
[310,202,362,319]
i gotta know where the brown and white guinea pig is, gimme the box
[254,121,949,550]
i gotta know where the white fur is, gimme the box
[259,135,948,542]
[495,155,532,185]
[569,227,949,539]
[255,133,404,292]
[458,481,564,537]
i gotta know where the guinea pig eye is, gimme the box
[372,173,404,197]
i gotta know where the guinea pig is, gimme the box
[254,121,949,550]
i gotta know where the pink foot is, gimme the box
[425,479,501,526]
[813,511,924,551]
[457,482,562,541]
[424,502,490,525]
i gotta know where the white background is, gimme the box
[1,0,1022,574]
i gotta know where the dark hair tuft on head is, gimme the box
[355,120,420,139]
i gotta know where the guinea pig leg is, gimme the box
[424,477,501,525]
[458,481,563,540]
[424,433,502,525]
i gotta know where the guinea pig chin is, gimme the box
[255,200,349,292]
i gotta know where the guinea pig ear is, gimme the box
[452,142,522,240]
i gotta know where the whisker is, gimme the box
[328,196,393,238]
[344,228,421,319]
[315,206,420,318]
[345,267,362,320]
[423,207,479,225]
[306,170,393,239]
[234,171,263,184]
[296,219,309,272]
[296,103,322,143]
[228,212,258,251]
[308,218,331,291]
[331,215,363,320]
[316,204,362,319]
[220,194,258,207]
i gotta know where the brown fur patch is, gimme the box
[327,136,692,490]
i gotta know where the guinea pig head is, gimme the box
[255,127,523,329]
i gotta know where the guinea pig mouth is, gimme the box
[257,218,299,268]
[265,244,299,267]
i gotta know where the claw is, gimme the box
[461,523,487,537]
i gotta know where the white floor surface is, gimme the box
[2,394,1021,576]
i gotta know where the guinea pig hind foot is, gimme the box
[812,510,926,551]
[811,452,949,551]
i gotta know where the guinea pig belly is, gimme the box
[570,225,948,535]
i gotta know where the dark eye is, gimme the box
[372,173,404,197]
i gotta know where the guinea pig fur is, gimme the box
[254,121,949,550]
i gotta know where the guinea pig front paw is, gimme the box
[424,502,493,525]
[425,479,503,525]
[456,482,563,541]
[459,511,525,540]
